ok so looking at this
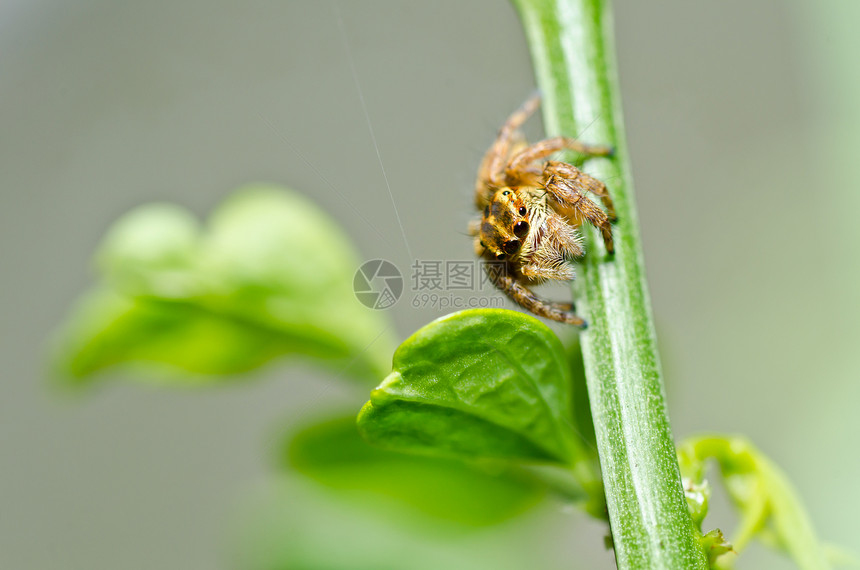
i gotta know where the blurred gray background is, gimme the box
[2,1,858,568]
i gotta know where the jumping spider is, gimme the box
[469,94,616,327]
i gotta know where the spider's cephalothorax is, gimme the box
[470,94,616,327]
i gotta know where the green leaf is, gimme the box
[358,309,587,466]
[53,184,395,386]
[678,434,847,570]
[564,337,597,457]
[283,414,546,526]
[57,289,339,384]
[234,476,554,570]
[96,203,203,299]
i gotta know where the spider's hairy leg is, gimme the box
[544,210,585,259]
[545,160,616,221]
[548,300,576,312]
[520,217,582,281]
[505,136,613,187]
[485,264,587,327]
[477,132,530,202]
[545,174,615,254]
[476,94,542,206]
[497,93,541,144]
[521,261,576,282]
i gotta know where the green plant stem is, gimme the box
[512,0,708,568]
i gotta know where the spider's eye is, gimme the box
[495,252,506,260]
[513,221,529,238]
[503,240,521,255]
[518,206,527,216]
[502,190,511,196]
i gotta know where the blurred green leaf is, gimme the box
[54,184,395,386]
[564,337,597,457]
[233,475,557,570]
[678,434,850,570]
[358,309,586,466]
[283,414,547,526]
[96,203,203,299]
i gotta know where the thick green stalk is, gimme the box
[512,0,708,568]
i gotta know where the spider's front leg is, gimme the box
[544,172,615,254]
[504,136,613,188]
[485,264,587,328]
[545,160,616,221]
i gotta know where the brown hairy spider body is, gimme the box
[470,94,616,327]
